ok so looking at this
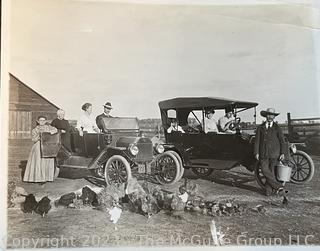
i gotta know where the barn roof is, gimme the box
[9,73,60,110]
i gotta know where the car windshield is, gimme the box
[187,110,203,128]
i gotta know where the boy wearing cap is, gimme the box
[96,102,113,131]
[254,108,286,196]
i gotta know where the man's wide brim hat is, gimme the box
[103,102,113,109]
[260,108,280,117]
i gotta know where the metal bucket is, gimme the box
[277,162,292,182]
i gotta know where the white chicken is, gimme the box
[108,206,122,230]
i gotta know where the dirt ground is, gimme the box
[6,156,320,248]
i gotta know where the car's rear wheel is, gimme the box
[155,151,180,185]
[289,150,314,184]
[166,150,184,181]
[191,167,214,178]
[105,155,132,186]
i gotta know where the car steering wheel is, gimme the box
[226,117,241,131]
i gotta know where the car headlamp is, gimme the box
[155,144,165,154]
[129,144,139,156]
[290,143,297,154]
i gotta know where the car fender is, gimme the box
[163,143,190,166]
[87,146,131,170]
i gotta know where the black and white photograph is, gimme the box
[1,0,320,249]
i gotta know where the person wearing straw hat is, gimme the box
[96,102,113,131]
[254,108,286,196]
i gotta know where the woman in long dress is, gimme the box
[23,116,58,183]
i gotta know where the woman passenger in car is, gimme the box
[23,115,58,184]
[203,109,218,133]
[76,103,99,136]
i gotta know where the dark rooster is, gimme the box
[80,186,99,206]
[22,194,38,213]
[35,196,51,217]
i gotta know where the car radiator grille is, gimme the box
[135,142,153,162]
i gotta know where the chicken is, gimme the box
[178,178,188,194]
[35,196,51,217]
[126,178,162,217]
[150,185,165,209]
[80,186,99,206]
[282,196,288,205]
[141,194,160,218]
[22,194,38,213]
[108,206,123,230]
[170,192,186,212]
[56,192,76,207]
[178,192,189,203]
[125,177,146,196]
[96,183,125,212]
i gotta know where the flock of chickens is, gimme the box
[10,177,263,230]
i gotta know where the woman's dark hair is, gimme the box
[82,103,92,111]
[205,109,215,115]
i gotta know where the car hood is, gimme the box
[116,136,152,148]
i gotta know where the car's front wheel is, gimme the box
[155,151,180,185]
[104,155,132,186]
[166,150,184,181]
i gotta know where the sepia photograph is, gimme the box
[1,0,320,249]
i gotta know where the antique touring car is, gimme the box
[40,117,182,186]
[158,97,315,188]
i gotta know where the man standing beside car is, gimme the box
[254,108,286,196]
[96,102,113,132]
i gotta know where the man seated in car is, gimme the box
[203,109,219,133]
[96,101,113,132]
[218,107,235,133]
[167,118,185,133]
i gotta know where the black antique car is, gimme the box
[158,97,315,188]
[41,117,181,186]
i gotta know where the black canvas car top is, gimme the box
[158,97,258,110]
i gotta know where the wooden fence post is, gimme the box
[287,112,293,141]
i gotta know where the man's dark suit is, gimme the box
[96,113,112,132]
[254,122,286,194]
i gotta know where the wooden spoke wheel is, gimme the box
[166,150,184,181]
[155,151,180,185]
[289,150,314,184]
[104,155,132,186]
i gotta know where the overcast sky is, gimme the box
[9,0,320,122]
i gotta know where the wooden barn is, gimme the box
[8,73,60,181]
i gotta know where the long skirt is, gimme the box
[23,141,55,182]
